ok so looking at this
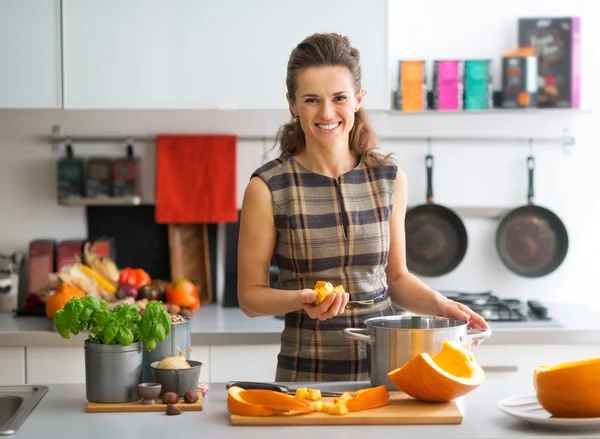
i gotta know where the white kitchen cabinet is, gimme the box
[189,345,210,384]
[209,344,280,383]
[0,0,62,108]
[473,344,599,379]
[26,347,86,384]
[62,0,388,110]
[0,347,26,385]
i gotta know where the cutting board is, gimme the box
[86,394,203,413]
[230,392,462,426]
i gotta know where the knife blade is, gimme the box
[225,381,345,397]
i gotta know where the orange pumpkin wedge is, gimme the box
[388,339,485,402]
[227,386,277,417]
[238,389,312,413]
[534,358,600,418]
[345,385,389,412]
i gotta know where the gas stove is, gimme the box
[439,291,552,323]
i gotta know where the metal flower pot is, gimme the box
[342,315,491,390]
[84,340,143,403]
[141,318,191,383]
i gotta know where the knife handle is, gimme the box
[225,381,288,393]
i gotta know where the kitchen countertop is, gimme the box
[2,301,600,347]
[10,375,600,439]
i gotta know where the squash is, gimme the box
[238,389,312,413]
[226,386,277,417]
[388,339,485,402]
[46,284,86,320]
[344,385,389,412]
[534,358,600,418]
[313,281,345,305]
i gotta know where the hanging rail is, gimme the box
[45,124,575,151]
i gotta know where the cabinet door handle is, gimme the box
[482,365,518,373]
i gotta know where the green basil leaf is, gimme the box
[117,327,134,346]
[81,295,101,311]
[104,321,119,344]
[145,339,156,351]
[152,323,166,342]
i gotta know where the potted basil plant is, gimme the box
[53,295,171,403]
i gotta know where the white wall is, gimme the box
[0,0,599,312]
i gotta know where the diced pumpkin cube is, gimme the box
[327,402,349,415]
[333,285,345,293]
[310,400,324,411]
[306,388,322,400]
[294,387,309,399]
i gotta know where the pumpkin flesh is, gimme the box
[227,386,277,417]
[534,358,600,418]
[388,340,485,402]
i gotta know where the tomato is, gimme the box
[166,279,200,312]
[118,268,152,289]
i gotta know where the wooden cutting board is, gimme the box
[86,394,203,413]
[230,392,462,426]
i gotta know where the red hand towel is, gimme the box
[155,135,237,223]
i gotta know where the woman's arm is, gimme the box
[237,177,304,317]
[385,170,488,329]
[237,177,346,318]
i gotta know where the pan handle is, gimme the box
[527,156,535,205]
[426,154,434,204]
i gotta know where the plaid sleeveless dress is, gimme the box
[251,154,398,382]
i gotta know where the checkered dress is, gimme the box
[251,154,398,382]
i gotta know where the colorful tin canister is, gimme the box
[433,60,463,111]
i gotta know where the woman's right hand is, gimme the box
[297,289,349,321]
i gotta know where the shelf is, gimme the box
[386,108,592,116]
[59,196,141,206]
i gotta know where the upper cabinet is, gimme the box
[0,0,62,108]
[62,0,388,110]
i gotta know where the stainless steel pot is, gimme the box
[342,315,491,390]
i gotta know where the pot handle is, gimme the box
[466,327,492,343]
[342,328,374,345]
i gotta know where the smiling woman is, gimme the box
[236,32,489,384]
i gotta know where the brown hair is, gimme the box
[275,33,390,167]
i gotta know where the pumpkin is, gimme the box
[46,284,86,320]
[343,385,389,412]
[388,339,485,402]
[227,386,277,417]
[534,358,600,418]
[166,278,200,312]
[237,389,311,413]
[313,281,345,305]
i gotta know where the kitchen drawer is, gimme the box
[0,347,26,385]
[209,344,280,383]
[26,347,85,384]
[189,345,210,384]
[473,344,600,378]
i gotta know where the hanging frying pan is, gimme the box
[405,154,468,277]
[495,156,568,278]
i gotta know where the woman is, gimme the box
[237,33,489,382]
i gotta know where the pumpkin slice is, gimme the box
[345,385,389,412]
[534,357,600,418]
[388,339,485,402]
[227,386,277,417]
[239,389,312,413]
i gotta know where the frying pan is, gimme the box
[495,156,568,278]
[405,154,468,277]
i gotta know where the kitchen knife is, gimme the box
[225,381,345,397]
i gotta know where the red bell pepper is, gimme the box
[118,267,151,289]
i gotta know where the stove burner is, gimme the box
[439,290,550,322]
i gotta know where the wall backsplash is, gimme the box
[0,103,598,312]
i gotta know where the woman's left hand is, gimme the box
[437,296,490,330]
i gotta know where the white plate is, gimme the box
[498,395,600,430]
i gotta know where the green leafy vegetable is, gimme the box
[53,295,171,351]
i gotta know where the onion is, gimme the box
[157,348,192,369]
[116,283,138,300]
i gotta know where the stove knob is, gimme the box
[527,300,548,319]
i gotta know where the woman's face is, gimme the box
[288,66,363,149]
